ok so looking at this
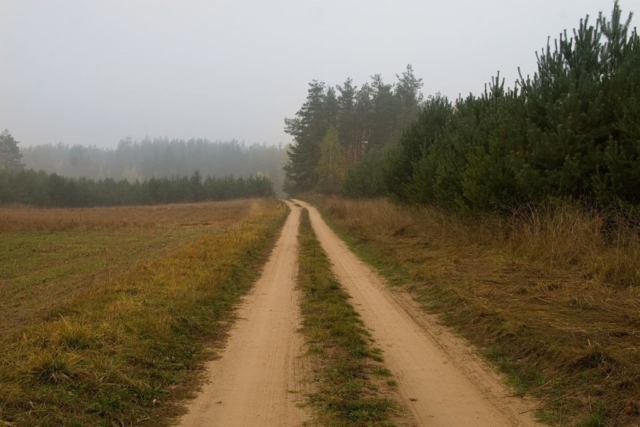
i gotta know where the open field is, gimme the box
[0,201,255,336]
[0,199,288,426]
[306,195,640,426]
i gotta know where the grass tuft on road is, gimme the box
[0,199,288,427]
[296,208,399,427]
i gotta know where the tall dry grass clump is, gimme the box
[319,196,640,288]
[507,205,640,288]
[309,195,640,425]
[321,197,415,234]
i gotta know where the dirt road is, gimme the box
[179,200,540,426]
[178,202,309,427]
[295,200,539,427]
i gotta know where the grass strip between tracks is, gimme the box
[0,200,289,427]
[297,208,399,427]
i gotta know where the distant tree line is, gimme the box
[0,169,274,207]
[286,3,640,213]
[20,138,288,197]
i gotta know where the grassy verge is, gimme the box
[0,199,288,426]
[303,195,640,427]
[296,208,400,427]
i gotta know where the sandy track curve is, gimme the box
[178,203,309,427]
[296,200,540,427]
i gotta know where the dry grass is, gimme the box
[0,199,288,426]
[308,195,640,426]
[0,200,254,232]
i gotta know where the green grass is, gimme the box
[1,231,179,284]
[579,402,610,427]
[0,200,288,426]
[484,348,545,396]
[296,208,398,427]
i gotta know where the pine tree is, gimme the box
[316,126,347,194]
[325,87,339,128]
[395,64,424,130]
[351,83,373,165]
[0,130,24,171]
[369,74,396,149]
[337,78,358,157]
[386,94,453,201]
[283,81,329,195]
[282,67,428,196]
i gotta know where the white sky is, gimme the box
[0,0,631,148]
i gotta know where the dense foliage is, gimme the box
[393,3,640,212]
[21,138,287,196]
[0,169,274,207]
[286,3,640,214]
[283,65,424,195]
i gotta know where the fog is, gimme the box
[0,0,622,148]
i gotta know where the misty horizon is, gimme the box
[0,0,625,149]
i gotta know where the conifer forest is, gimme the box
[284,2,640,213]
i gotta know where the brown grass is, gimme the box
[308,195,640,426]
[0,199,255,232]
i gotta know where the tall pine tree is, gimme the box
[395,64,424,130]
[369,74,396,149]
[337,78,358,157]
[0,130,24,171]
[283,81,329,195]
[316,125,347,194]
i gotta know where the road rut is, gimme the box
[178,202,309,427]
[296,200,539,427]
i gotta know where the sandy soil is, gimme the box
[296,200,541,427]
[178,202,309,427]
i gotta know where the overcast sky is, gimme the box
[0,0,631,148]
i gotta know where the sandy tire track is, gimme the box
[296,200,541,427]
[178,202,309,427]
